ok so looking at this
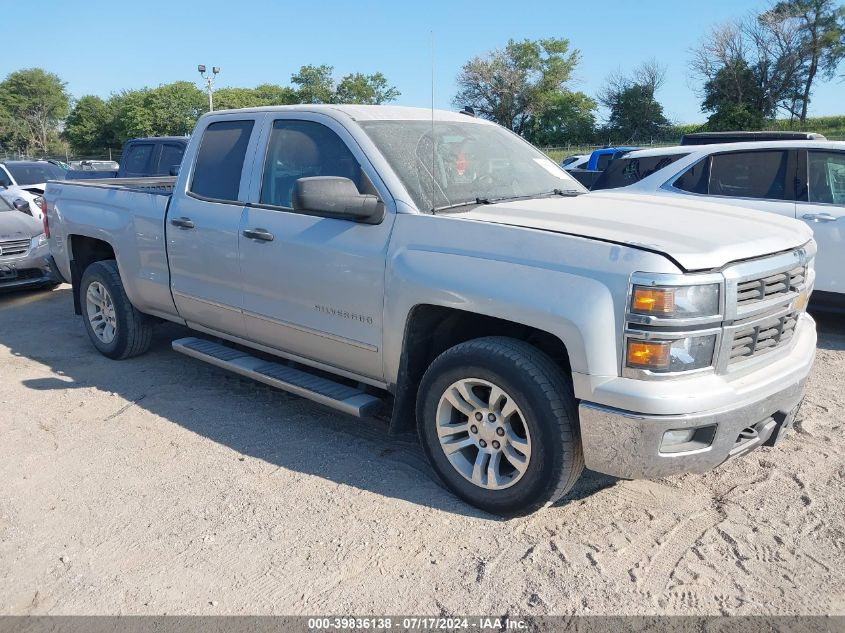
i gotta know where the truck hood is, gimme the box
[0,210,42,239]
[458,191,812,271]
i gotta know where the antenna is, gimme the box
[431,30,436,211]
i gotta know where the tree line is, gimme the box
[0,0,842,157]
[0,65,401,156]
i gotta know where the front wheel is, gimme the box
[417,337,583,516]
[80,260,152,359]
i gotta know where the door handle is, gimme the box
[802,212,837,222]
[242,228,274,241]
[170,217,195,229]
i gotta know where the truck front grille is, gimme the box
[736,266,806,307]
[0,239,30,257]
[729,312,798,365]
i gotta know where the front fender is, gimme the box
[382,214,682,388]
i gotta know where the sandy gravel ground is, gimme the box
[0,285,843,616]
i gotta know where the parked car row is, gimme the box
[562,146,640,188]
[1,136,188,292]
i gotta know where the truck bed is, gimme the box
[45,175,178,322]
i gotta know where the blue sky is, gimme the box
[3,0,842,124]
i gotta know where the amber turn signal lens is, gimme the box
[627,340,671,370]
[632,287,675,314]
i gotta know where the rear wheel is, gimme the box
[417,337,583,515]
[80,260,152,359]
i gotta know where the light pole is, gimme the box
[197,64,220,112]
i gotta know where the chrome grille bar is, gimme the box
[0,239,30,257]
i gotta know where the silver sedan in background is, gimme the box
[0,197,57,292]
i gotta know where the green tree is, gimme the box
[453,38,581,134]
[252,83,298,105]
[598,60,669,141]
[108,82,204,142]
[706,103,768,131]
[63,95,112,153]
[766,0,845,122]
[289,65,400,104]
[0,68,69,154]
[701,59,768,130]
[213,87,262,110]
[143,81,205,135]
[524,91,597,146]
[291,65,336,103]
[335,72,401,104]
[213,84,299,110]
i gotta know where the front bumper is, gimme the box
[579,316,816,479]
[0,246,57,292]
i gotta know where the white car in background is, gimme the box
[591,141,845,311]
[0,160,67,221]
[560,153,589,170]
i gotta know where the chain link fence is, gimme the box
[0,148,123,165]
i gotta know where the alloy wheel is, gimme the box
[435,378,532,490]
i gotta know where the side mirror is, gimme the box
[12,198,32,215]
[169,165,181,176]
[292,177,384,224]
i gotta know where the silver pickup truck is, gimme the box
[44,105,817,515]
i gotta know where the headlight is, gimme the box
[626,334,716,373]
[31,233,48,249]
[631,283,720,319]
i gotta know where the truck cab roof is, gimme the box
[207,104,498,124]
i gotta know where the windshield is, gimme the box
[6,162,66,185]
[358,120,585,211]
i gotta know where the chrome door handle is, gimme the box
[170,217,195,229]
[242,228,274,241]
[802,212,837,222]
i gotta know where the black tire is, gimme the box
[79,260,153,360]
[417,337,583,516]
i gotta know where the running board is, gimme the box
[172,337,382,418]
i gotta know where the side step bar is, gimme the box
[172,337,382,418]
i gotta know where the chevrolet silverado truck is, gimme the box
[43,105,817,515]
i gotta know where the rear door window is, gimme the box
[190,120,254,202]
[808,151,845,205]
[593,154,688,190]
[122,144,154,175]
[596,153,614,171]
[707,151,790,200]
[157,143,186,176]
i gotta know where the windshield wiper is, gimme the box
[431,189,582,213]
[431,197,492,213]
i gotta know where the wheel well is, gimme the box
[68,235,116,314]
[389,305,572,435]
